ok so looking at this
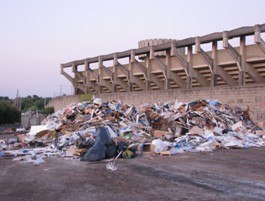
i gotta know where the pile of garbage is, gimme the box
[0,98,264,165]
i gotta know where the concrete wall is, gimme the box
[47,95,80,111]
[96,83,265,122]
[47,84,265,123]
[21,111,46,129]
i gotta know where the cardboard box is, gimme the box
[189,126,203,135]
[152,130,168,138]
[142,143,155,157]
[143,143,151,152]
[258,122,265,129]
[159,150,171,156]
[256,130,265,136]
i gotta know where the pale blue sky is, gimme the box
[1,0,265,98]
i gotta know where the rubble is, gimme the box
[0,98,264,166]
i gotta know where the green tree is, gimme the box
[21,95,52,112]
[42,107,54,115]
[0,100,21,124]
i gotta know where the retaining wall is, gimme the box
[47,84,265,122]
[96,83,265,122]
[47,95,80,111]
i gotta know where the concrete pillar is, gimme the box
[149,46,155,60]
[72,63,78,95]
[239,36,246,85]
[146,55,151,91]
[129,50,135,91]
[187,46,193,89]
[254,24,261,43]
[211,41,218,87]
[223,31,229,48]
[195,37,200,53]
[84,60,89,93]
[170,41,176,56]
[165,50,171,90]
[98,57,103,93]
[113,54,118,92]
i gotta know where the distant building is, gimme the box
[21,110,46,129]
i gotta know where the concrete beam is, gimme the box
[112,58,128,91]
[171,49,188,70]
[192,70,209,87]
[61,24,265,67]
[130,76,146,90]
[100,66,113,82]
[87,67,99,84]
[129,52,147,91]
[254,26,265,61]
[77,83,86,93]
[217,67,237,86]
[116,62,129,80]
[60,24,265,94]
[196,37,213,74]
[172,49,189,77]
[223,31,242,71]
[75,72,84,81]
[246,63,265,83]
[86,80,99,92]
[240,36,265,84]
[150,74,163,89]
[98,57,113,92]
[153,57,167,79]
[212,40,237,86]
[61,65,74,83]
[187,46,209,87]
[168,72,186,88]
[134,60,147,77]
[99,79,113,92]
[115,78,128,91]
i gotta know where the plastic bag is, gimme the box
[95,127,113,145]
[81,141,106,161]
[152,139,168,153]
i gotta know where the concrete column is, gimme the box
[195,37,200,53]
[72,63,78,95]
[149,46,155,60]
[130,50,135,63]
[187,46,193,89]
[84,60,89,93]
[239,36,246,85]
[146,54,151,91]
[129,50,135,91]
[98,57,103,93]
[165,50,171,90]
[170,41,176,56]
[113,54,118,92]
[211,41,218,87]
[254,24,261,43]
[223,31,229,48]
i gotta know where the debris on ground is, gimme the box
[0,98,264,166]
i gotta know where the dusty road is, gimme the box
[1,147,265,201]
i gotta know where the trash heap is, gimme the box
[0,98,264,165]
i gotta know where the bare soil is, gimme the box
[1,147,265,201]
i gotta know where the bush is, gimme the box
[42,107,55,115]
[80,94,93,102]
[0,101,21,124]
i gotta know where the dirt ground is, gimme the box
[1,146,265,201]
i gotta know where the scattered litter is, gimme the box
[0,98,264,167]
[106,150,124,171]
